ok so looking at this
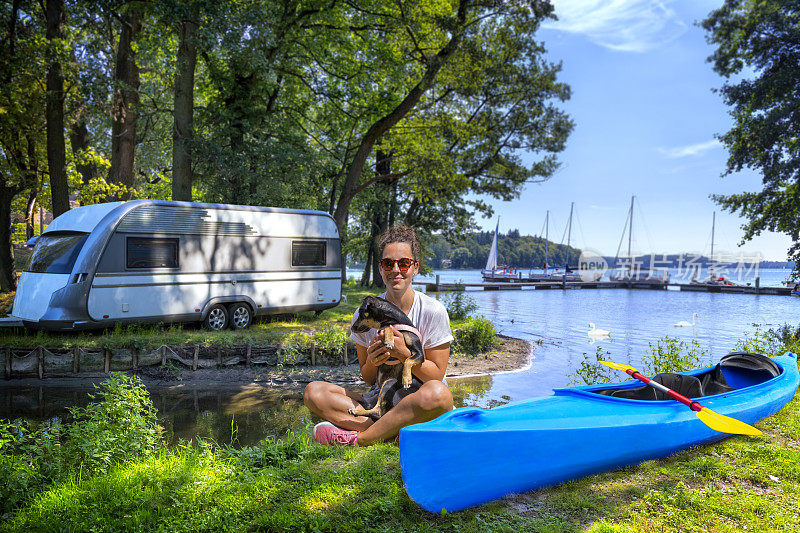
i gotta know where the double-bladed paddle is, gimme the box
[599,360,762,436]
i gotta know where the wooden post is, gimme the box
[245,344,251,366]
[311,343,316,366]
[161,346,167,366]
[132,348,138,370]
[436,274,440,291]
[104,348,110,373]
[72,346,79,374]
[37,346,43,379]
[192,345,199,371]
[5,346,11,379]
[755,276,760,295]
[217,347,222,368]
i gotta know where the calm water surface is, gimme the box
[2,268,797,444]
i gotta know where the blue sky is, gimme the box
[478,0,792,261]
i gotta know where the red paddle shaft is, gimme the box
[624,369,703,412]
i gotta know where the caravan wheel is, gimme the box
[228,303,252,330]
[204,304,229,331]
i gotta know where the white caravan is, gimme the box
[11,200,342,331]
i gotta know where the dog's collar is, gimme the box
[390,323,422,341]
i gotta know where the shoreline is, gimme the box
[2,335,533,391]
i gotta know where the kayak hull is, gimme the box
[399,353,799,513]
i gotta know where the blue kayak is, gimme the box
[400,352,799,513]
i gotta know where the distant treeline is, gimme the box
[427,230,581,270]
[423,231,793,271]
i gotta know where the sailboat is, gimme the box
[482,220,518,282]
[528,205,582,282]
[528,202,603,281]
[693,212,739,286]
[609,196,669,283]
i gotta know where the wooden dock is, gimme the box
[417,278,793,296]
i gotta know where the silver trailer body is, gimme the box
[12,200,342,330]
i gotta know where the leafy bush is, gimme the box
[454,316,497,355]
[311,324,349,364]
[734,324,800,358]
[281,331,313,365]
[64,373,163,473]
[281,325,349,365]
[440,284,477,320]
[0,374,163,514]
[640,337,705,375]
[569,337,707,386]
[569,347,616,386]
[0,419,67,513]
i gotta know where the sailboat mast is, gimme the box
[627,196,634,273]
[566,202,574,248]
[710,211,716,260]
[544,211,549,274]
[710,211,716,278]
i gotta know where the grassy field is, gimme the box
[2,390,798,532]
[1,332,798,531]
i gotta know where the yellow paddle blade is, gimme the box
[696,408,762,436]
[599,360,639,373]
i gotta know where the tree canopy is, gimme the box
[702,0,800,271]
[0,0,572,290]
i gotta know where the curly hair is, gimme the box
[378,224,421,262]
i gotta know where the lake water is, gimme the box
[424,269,797,406]
[2,268,797,444]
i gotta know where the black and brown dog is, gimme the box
[349,296,425,420]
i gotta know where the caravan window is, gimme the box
[126,238,179,269]
[292,241,326,267]
[27,232,89,274]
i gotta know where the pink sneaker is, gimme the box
[313,422,359,446]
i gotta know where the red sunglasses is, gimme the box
[379,257,416,273]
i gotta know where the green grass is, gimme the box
[2,388,799,531]
[0,283,491,353]
[0,284,382,349]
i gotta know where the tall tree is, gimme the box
[171,3,198,201]
[44,0,70,216]
[108,5,142,195]
[0,0,46,290]
[702,0,800,269]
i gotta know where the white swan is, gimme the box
[674,313,698,327]
[588,323,611,338]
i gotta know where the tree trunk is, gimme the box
[109,11,141,196]
[172,14,198,201]
[370,208,386,289]
[25,190,37,241]
[45,0,69,216]
[360,245,372,286]
[69,117,96,186]
[0,185,17,291]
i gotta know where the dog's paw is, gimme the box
[402,375,411,389]
[383,327,395,349]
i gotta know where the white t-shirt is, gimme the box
[349,291,454,350]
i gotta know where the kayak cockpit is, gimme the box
[586,352,782,401]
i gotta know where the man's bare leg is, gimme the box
[303,381,374,432]
[355,380,453,446]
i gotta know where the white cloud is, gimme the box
[658,139,721,158]
[544,0,688,53]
